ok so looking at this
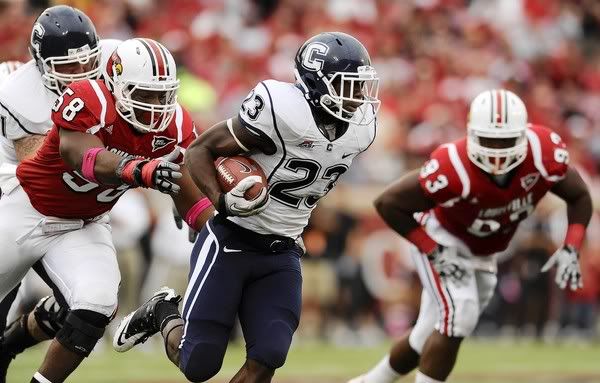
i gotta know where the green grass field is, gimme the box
[7,339,600,382]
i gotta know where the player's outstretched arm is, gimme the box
[541,167,593,290]
[375,169,466,282]
[374,169,436,237]
[185,117,271,216]
[59,128,182,194]
[14,134,46,161]
[550,167,593,230]
[171,164,215,234]
[58,128,125,184]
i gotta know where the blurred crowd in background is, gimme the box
[1,0,600,347]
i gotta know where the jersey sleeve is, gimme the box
[51,81,104,134]
[0,105,49,140]
[178,107,198,150]
[526,125,569,183]
[237,81,277,149]
[418,145,464,205]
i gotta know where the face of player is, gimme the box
[479,137,517,149]
[54,61,96,77]
[332,78,364,114]
[479,136,517,171]
[130,88,169,124]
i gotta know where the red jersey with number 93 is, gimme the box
[418,125,569,255]
[17,79,196,219]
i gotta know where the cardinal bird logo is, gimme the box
[108,52,123,77]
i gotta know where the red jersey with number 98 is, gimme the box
[418,125,569,255]
[17,79,197,219]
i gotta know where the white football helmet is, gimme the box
[104,38,179,133]
[467,89,528,175]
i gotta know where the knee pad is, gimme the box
[247,321,293,370]
[33,295,67,338]
[182,342,226,382]
[55,310,109,357]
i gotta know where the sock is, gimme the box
[155,301,182,332]
[362,355,402,383]
[31,372,53,383]
[160,317,184,355]
[415,370,444,383]
[2,314,38,358]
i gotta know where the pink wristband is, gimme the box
[81,147,105,183]
[185,197,213,230]
[406,227,438,255]
[565,223,586,250]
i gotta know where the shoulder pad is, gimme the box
[0,61,55,124]
[52,80,116,133]
[169,103,197,148]
[526,125,568,182]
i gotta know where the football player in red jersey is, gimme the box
[0,38,214,383]
[349,89,592,383]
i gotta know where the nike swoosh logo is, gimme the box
[116,333,126,346]
[230,159,252,173]
[223,246,242,253]
[342,152,357,159]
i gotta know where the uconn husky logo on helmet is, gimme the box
[29,5,100,92]
[294,32,380,125]
[301,43,329,72]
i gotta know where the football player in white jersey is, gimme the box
[0,58,22,345]
[0,60,23,169]
[0,6,120,383]
[113,31,380,382]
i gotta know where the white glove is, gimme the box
[427,245,468,286]
[218,176,269,217]
[541,245,583,291]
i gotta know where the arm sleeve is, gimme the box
[178,107,198,150]
[527,125,569,183]
[173,106,198,164]
[237,82,278,147]
[0,103,49,140]
[417,145,463,205]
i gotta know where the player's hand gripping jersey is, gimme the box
[418,124,568,255]
[17,79,196,219]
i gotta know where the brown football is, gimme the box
[215,156,267,200]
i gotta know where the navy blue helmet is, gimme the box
[29,5,100,92]
[294,32,380,125]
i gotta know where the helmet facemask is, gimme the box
[40,44,101,92]
[115,80,179,133]
[467,128,528,175]
[319,65,380,125]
